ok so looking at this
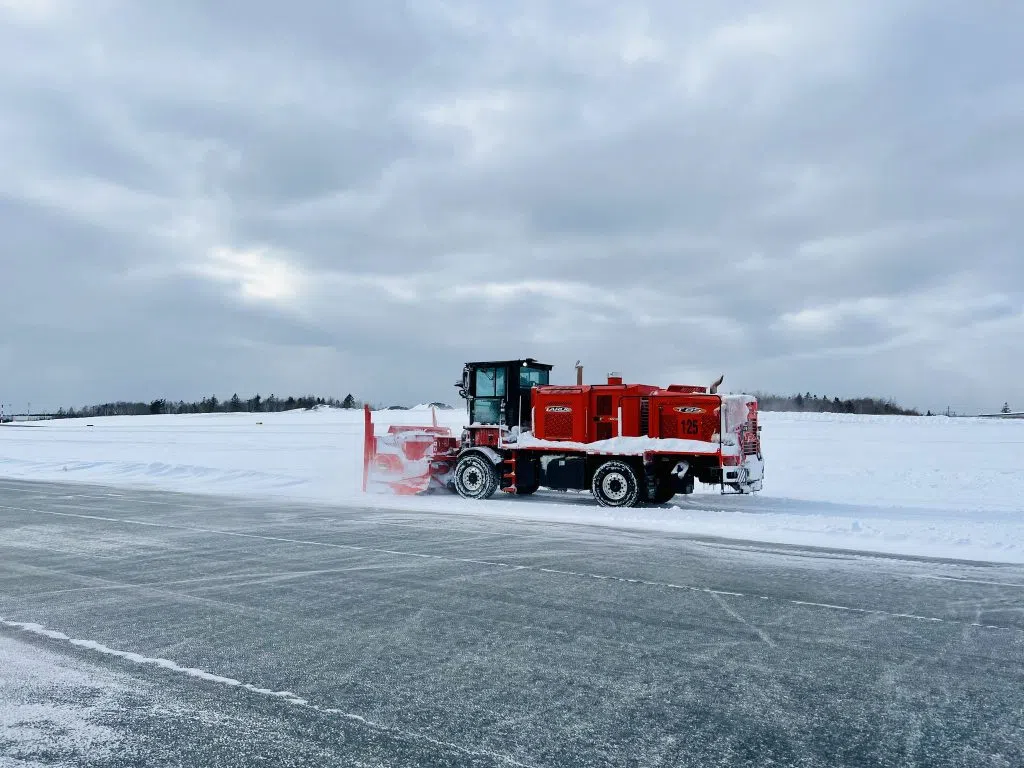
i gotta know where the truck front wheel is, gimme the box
[454,454,499,500]
[591,460,642,507]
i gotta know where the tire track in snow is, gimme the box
[708,591,778,648]
[0,618,539,768]
[6,504,1023,635]
[913,574,1024,588]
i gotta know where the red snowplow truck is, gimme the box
[363,359,763,506]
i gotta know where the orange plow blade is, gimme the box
[362,405,458,495]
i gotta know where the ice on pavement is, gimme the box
[0,408,1022,563]
[0,633,130,765]
[0,625,295,767]
[1,619,310,708]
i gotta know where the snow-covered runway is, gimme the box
[1,479,1022,767]
[1,408,1021,562]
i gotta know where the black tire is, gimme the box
[512,457,540,495]
[652,480,676,504]
[591,460,642,507]
[453,454,499,500]
[515,479,540,495]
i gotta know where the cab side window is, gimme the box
[520,367,549,388]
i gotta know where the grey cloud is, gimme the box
[1,0,1021,414]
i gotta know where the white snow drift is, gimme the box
[0,408,1021,563]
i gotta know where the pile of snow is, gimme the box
[516,432,729,455]
[1,409,1021,563]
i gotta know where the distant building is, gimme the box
[6,414,54,422]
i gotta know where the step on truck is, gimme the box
[363,359,763,507]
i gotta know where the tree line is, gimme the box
[753,392,920,416]
[49,391,922,419]
[52,393,362,419]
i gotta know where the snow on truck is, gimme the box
[363,359,764,507]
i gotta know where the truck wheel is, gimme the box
[513,458,540,495]
[652,481,676,504]
[591,460,641,507]
[454,454,499,500]
[515,479,540,495]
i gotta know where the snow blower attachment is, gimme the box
[362,406,459,495]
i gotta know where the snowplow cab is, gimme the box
[458,359,553,430]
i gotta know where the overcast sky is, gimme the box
[1,1,1021,414]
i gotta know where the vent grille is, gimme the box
[742,416,759,455]
[596,423,613,441]
[640,398,649,435]
[659,413,678,438]
[544,412,574,439]
[596,395,613,417]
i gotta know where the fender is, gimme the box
[461,446,504,465]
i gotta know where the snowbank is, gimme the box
[1,409,1021,563]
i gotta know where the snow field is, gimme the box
[0,407,1021,563]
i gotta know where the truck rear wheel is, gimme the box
[514,457,540,495]
[592,460,642,507]
[515,479,540,495]
[454,454,499,500]
[652,481,676,504]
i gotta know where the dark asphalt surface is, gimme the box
[1,478,1022,767]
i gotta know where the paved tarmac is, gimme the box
[1,478,1022,767]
